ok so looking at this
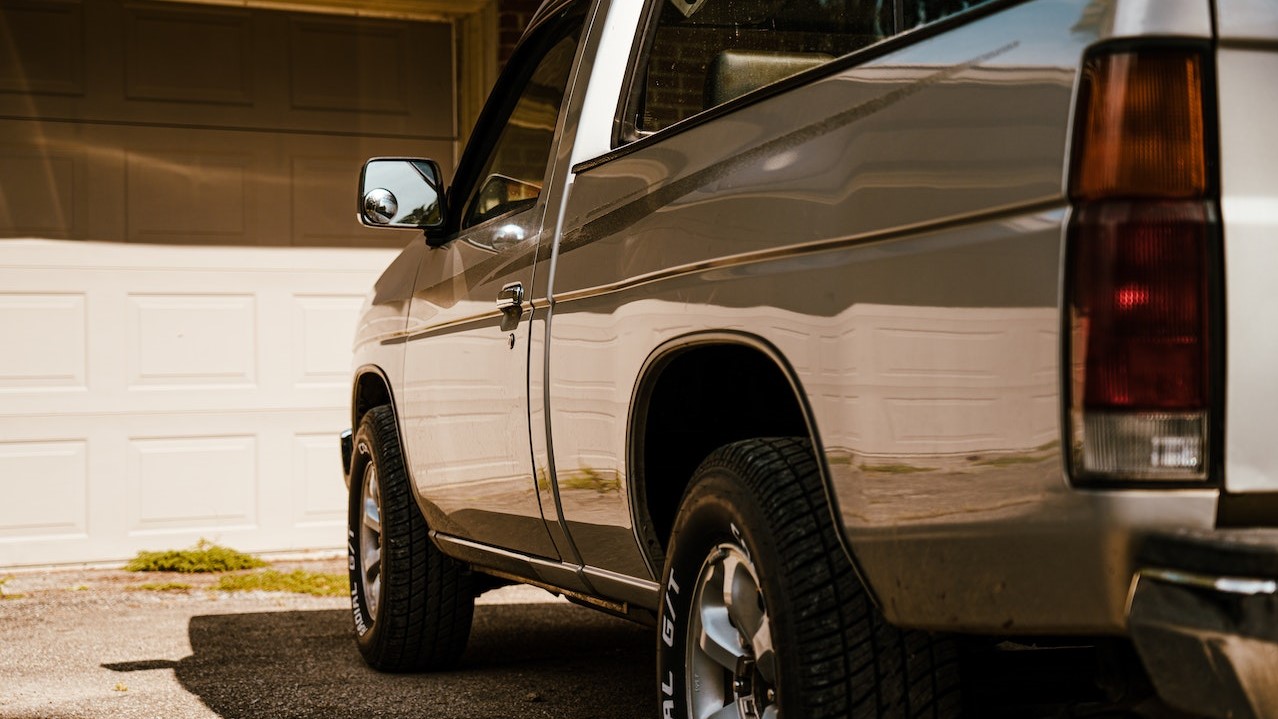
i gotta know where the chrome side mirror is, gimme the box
[358,158,446,231]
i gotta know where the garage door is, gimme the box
[0,0,454,567]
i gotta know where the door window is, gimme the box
[461,20,583,229]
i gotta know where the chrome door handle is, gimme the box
[496,282,524,314]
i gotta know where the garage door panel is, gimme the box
[292,432,345,527]
[0,439,88,539]
[126,434,258,533]
[125,147,254,243]
[291,293,363,388]
[0,122,91,237]
[127,293,258,388]
[0,0,84,97]
[0,152,78,236]
[0,292,87,391]
[124,3,254,106]
[288,16,409,115]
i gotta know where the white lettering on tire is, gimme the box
[662,573,680,647]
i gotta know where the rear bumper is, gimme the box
[1128,529,1278,719]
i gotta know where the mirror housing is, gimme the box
[357,158,447,235]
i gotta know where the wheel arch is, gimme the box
[347,366,400,490]
[627,331,871,599]
[351,364,398,432]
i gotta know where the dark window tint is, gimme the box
[463,27,581,228]
[635,0,891,134]
[903,0,990,29]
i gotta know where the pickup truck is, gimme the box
[340,1,1278,717]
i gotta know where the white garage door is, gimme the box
[0,0,453,567]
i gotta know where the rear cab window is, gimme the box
[619,0,998,143]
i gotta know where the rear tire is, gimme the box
[348,404,474,671]
[657,437,962,718]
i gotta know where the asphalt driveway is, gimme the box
[0,558,1197,719]
[0,558,650,719]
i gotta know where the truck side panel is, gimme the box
[544,0,1218,633]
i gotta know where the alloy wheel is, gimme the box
[687,543,779,719]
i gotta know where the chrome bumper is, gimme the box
[1128,529,1278,719]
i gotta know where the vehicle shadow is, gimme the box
[146,602,649,719]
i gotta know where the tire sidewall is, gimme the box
[347,421,384,652]
[657,472,790,719]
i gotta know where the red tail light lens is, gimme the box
[1070,202,1209,411]
[1066,47,1215,483]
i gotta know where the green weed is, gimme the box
[214,569,347,596]
[130,582,193,592]
[0,576,21,600]
[125,539,266,574]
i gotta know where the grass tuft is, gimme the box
[130,582,193,592]
[0,576,21,600]
[214,569,347,596]
[125,539,266,574]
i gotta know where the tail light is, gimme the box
[1066,47,1218,484]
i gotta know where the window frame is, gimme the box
[438,1,586,243]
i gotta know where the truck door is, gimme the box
[398,6,584,559]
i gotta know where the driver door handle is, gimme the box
[496,282,524,314]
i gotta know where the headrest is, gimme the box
[705,50,834,107]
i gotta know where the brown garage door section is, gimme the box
[0,0,454,248]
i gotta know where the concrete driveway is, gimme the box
[0,558,649,719]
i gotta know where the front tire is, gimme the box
[657,438,962,718]
[348,404,474,671]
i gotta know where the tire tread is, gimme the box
[695,437,961,719]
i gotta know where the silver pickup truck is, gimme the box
[340,1,1278,716]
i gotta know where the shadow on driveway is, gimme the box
[106,602,652,719]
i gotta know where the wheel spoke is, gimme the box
[363,497,381,533]
[699,603,746,671]
[761,704,780,719]
[363,467,381,533]
[358,461,383,618]
[722,555,764,643]
[751,613,775,674]
[707,703,741,719]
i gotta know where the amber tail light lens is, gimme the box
[1066,47,1215,483]
[1071,51,1207,200]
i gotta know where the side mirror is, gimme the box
[358,158,446,231]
